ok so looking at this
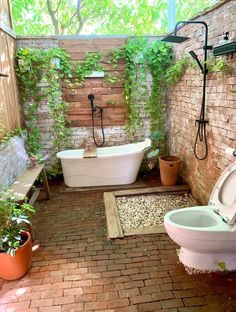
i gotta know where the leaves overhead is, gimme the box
[11,0,218,35]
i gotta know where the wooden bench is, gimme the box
[10,164,51,204]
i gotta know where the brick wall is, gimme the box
[168,0,236,203]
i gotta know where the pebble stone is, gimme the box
[116,192,198,230]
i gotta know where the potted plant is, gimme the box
[147,131,181,186]
[0,187,35,280]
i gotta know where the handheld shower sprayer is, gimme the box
[189,51,204,73]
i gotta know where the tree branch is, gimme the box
[75,0,85,34]
[54,0,62,13]
[46,0,59,34]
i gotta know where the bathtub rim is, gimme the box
[56,138,151,160]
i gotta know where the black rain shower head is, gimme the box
[161,35,190,43]
[189,50,204,72]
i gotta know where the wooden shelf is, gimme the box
[213,41,236,56]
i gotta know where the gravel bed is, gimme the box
[116,192,198,230]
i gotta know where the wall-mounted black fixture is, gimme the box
[213,41,236,56]
[189,50,204,73]
[0,73,9,77]
[162,20,212,160]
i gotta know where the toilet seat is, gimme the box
[209,162,236,224]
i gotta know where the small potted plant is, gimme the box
[147,130,181,186]
[0,187,35,280]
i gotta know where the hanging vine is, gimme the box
[15,47,103,175]
[111,38,174,137]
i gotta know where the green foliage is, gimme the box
[206,57,231,73]
[105,73,121,85]
[146,130,165,169]
[0,187,35,256]
[76,52,103,83]
[111,38,173,137]
[165,58,189,85]
[176,0,217,25]
[144,41,173,133]
[111,38,148,136]
[11,0,217,35]
[15,47,105,175]
[218,261,226,271]
[0,128,25,144]
[15,47,74,172]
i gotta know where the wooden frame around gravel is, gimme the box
[104,185,190,239]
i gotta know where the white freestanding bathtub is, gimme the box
[57,138,151,187]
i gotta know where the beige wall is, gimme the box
[0,0,12,28]
[0,0,22,136]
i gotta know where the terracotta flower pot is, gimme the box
[0,231,32,280]
[159,156,181,186]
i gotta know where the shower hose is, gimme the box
[193,105,208,160]
[92,107,105,147]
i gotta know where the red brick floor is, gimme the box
[1,190,236,311]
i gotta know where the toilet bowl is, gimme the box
[164,161,236,271]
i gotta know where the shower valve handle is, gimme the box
[195,119,209,126]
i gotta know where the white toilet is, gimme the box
[164,159,236,271]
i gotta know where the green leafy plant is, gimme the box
[111,38,147,136]
[11,0,216,36]
[111,38,173,137]
[76,52,103,83]
[218,261,226,271]
[15,47,106,176]
[105,73,121,84]
[0,128,25,144]
[144,41,173,133]
[146,130,165,169]
[165,58,189,85]
[0,187,35,256]
[206,57,231,73]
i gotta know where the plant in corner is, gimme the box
[147,130,181,186]
[146,130,165,170]
[158,130,182,187]
[0,187,35,280]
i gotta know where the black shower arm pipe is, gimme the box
[174,21,209,71]
[174,20,210,120]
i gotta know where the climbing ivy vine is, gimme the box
[110,38,173,137]
[15,47,102,175]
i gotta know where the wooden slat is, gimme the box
[104,185,191,239]
[0,0,12,28]
[28,189,40,205]
[0,28,21,137]
[42,168,51,199]
[124,225,166,236]
[83,148,97,158]
[104,192,124,239]
[114,185,190,197]
[10,164,44,201]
